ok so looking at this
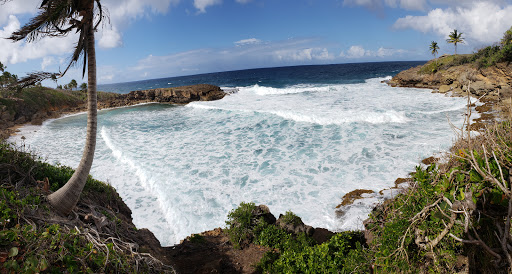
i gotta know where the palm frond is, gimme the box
[9,0,106,79]
[10,71,60,89]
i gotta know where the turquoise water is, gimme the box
[11,63,470,246]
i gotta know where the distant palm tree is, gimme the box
[446,29,464,55]
[8,0,105,215]
[429,41,440,66]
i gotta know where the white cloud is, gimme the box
[235,38,262,46]
[0,0,39,25]
[194,0,222,13]
[340,45,406,58]
[0,15,77,65]
[125,39,338,81]
[393,2,512,45]
[236,0,252,3]
[0,0,180,67]
[346,45,368,58]
[41,57,55,70]
[344,0,510,11]
[99,28,123,49]
[343,0,427,11]
[99,0,179,47]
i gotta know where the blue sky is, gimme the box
[1,0,512,86]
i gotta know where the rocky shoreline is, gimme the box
[388,59,512,128]
[0,84,226,140]
[3,62,511,272]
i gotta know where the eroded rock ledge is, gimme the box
[100,84,226,108]
[388,61,512,100]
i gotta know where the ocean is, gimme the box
[9,61,471,246]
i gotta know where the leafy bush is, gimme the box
[280,211,302,226]
[225,202,258,249]
[257,230,367,273]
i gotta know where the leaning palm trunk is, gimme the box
[48,19,97,215]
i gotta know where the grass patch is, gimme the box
[419,54,473,74]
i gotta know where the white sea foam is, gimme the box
[9,77,471,246]
[246,84,331,95]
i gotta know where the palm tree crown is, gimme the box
[446,29,464,55]
[7,0,105,215]
[429,41,439,57]
[9,0,104,77]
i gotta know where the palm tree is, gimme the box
[446,29,464,55]
[8,0,105,215]
[69,79,78,90]
[429,41,440,66]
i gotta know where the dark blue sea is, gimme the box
[98,61,425,93]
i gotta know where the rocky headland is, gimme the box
[388,58,512,127]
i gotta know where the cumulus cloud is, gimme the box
[99,28,123,49]
[98,0,179,48]
[194,0,222,13]
[0,0,180,66]
[0,15,77,65]
[0,0,38,25]
[346,45,367,58]
[393,2,512,45]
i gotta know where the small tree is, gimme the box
[502,26,512,47]
[68,79,78,90]
[0,61,5,72]
[80,82,87,91]
[429,41,440,67]
[447,29,464,55]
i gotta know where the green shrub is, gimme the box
[225,202,258,249]
[259,231,366,273]
[281,211,302,226]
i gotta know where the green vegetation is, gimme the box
[0,62,19,91]
[429,41,440,70]
[64,79,78,91]
[80,82,88,92]
[225,202,368,273]
[225,202,259,249]
[280,211,302,226]
[421,26,512,74]
[446,29,464,55]
[0,142,174,273]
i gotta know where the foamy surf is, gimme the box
[9,69,470,246]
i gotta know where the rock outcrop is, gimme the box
[100,84,226,108]
[388,61,512,102]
